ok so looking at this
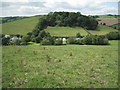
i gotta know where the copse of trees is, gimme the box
[106,32,120,40]
[46,12,98,30]
[79,35,109,45]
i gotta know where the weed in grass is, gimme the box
[46,54,51,62]
[33,51,37,55]
[17,49,21,52]
[70,52,72,56]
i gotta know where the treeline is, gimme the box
[46,12,98,30]
[0,17,28,24]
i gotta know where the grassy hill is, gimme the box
[45,25,118,37]
[2,15,118,36]
[2,16,40,35]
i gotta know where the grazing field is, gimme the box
[45,25,117,37]
[97,17,118,26]
[2,40,118,88]
[2,16,40,35]
[97,15,118,18]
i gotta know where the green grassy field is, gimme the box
[2,16,40,35]
[45,25,117,37]
[2,40,118,88]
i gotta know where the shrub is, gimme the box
[67,37,76,44]
[21,41,28,45]
[41,37,53,45]
[55,38,63,45]
[106,32,120,40]
[103,23,106,25]
[21,35,31,42]
[76,33,81,38]
[13,39,21,45]
[2,37,10,45]
[79,35,109,45]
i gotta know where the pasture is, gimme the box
[2,16,40,35]
[2,40,118,88]
[45,25,117,37]
[97,17,118,26]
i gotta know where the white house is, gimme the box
[5,35,10,38]
[63,38,66,41]
[75,38,81,40]
[10,36,21,41]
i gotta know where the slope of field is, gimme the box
[2,40,118,88]
[45,25,118,37]
[2,16,40,35]
[97,15,118,18]
[97,17,118,26]
[110,24,120,30]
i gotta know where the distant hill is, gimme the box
[2,15,118,36]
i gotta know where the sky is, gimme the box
[0,0,119,17]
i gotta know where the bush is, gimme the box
[2,37,10,45]
[55,38,63,45]
[21,35,31,42]
[79,35,109,45]
[76,33,81,38]
[41,37,53,45]
[21,41,28,45]
[67,37,76,44]
[12,39,21,45]
[106,32,120,40]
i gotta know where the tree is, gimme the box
[67,37,75,44]
[2,37,10,45]
[55,38,63,45]
[21,35,31,42]
[76,33,81,38]
[13,39,21,45]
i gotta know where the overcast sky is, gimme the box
[0,0,119,17]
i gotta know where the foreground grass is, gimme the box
[2,40,118,88]
[45,25,117,37]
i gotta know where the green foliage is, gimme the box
[67,37,76,44]
[106,32,120,40]
[21,35,31,42]
[12,39,21,45]
[41,38,52,45]
[46,12,98,30]
[2,37,10,45]
[55,38,63,45]
[76,33,81,38]
[79,35,109,45]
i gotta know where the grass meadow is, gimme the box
[2,40,118,88]
[45,25,117,37]
[2,16,40,35]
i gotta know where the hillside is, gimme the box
[2,15,117,36]
[97,17,118,26]
[2,16,40,35]
[45,25,117,37]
